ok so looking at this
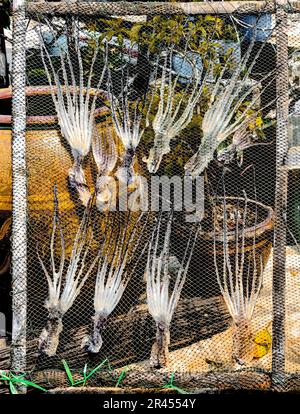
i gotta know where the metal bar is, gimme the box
[272,2,289,391]
[11,0,27,393]
[25,0,297,16]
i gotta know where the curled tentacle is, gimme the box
[38,24,107,206]
[69,154,91,207]
[38,188,98,356]
[143,133,170,174]
[92,126,118,211]
[146,213,200,368]
[117,147,136,185]
[84,213,149,354]
[184,135,217,177]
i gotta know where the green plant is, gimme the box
[27,68,48,85]
[62,359,108,387]
[0,370,47,394]
[93,15,236,56]
[115,367,128,387]
[163,372,188,394]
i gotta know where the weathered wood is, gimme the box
[272,3,289,390]
[0,295,230,371]
[31,368,271,392]
[285,375,300,392]
[11,0,27,391]
[0,86,109,124]
[96,369,271,391]
[25,1,297,17]
[47,386,177,394]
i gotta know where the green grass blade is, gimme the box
[85,359,108,381]
[163,384,188,394]
[9,381,18,394]
[106,359,113,373]
[16,379,48,392]
[72,379,85,387]
[82,364,88,387]
[115,368,127,387]
[10,373,26,381]
[1,372,47,393]
[62,359,74,386]
[162,372,187,394]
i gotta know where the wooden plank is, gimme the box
[47,386,177,394]
[25,1,289,17]
[32,367,271,392]
[11,0,27,391]
[272,4,289,390]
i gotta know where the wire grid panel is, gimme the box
[9,2,293,391]
[285,12,300,376]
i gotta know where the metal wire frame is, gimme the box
[10,0,289,392]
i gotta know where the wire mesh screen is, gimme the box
[5,1,300,393]
[285,12,300,379]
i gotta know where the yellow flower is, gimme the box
[253,328,272,359]
[255,116,264,129]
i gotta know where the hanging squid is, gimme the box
[144,48,208,174]
[83,212,149,353]
[38,22,107,206]
[92,124,118,211]
[146,213,200,368]
[107,64,148,186]
[212,194,265,365]
[185,24,276,177]
[37,187,98,356]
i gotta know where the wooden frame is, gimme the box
[9,0,290,392]
[25,1,300,16]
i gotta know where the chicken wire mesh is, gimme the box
[3,0,300,393]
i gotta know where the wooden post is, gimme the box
[11,0,27,393]
[25,1,279,16]
[272,2,289,390]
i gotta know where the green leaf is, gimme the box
[62,359,74,386]
[0,371,47,393]
[162,372,188,394]
[116,368,127,387]
[83,364,88,378]
[10,372,26,380]
[117,33,124,45]
[129,24,143,42]
[0,371,10,381]
[85,359,108,380]
[106,359,113,373]
[163,384,188,394]
[205,15,217,22]
[16,379,48,392]
[9,381,18,395]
